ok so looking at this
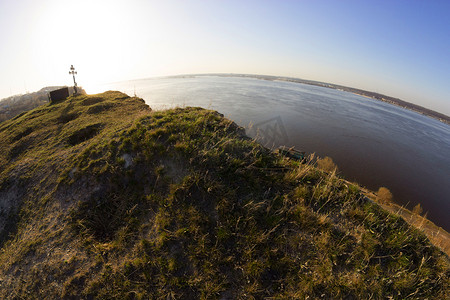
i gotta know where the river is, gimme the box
[86,75,450,230]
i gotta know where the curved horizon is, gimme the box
[1,0,449,115]
[83,73,450,121]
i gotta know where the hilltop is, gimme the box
[0,91,448,298]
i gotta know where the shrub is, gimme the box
[412,203,423,215]
[376,187,393,204]
[316,156,337,172]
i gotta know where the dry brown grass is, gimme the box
[358,185,450,257]
[383,202,450,257]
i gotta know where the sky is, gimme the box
[0,0,449,115]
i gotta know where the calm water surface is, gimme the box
[89,76,450,230]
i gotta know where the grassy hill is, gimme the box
[0,86,85,123]
[0,91,448,299]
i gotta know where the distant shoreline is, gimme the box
[187,73,450,125]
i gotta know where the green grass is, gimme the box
[0,91,448,299]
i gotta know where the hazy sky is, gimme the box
[1,0,449,115]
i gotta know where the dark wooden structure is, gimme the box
[49,87,69,103]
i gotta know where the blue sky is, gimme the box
[0,0,449,115]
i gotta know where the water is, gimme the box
[87,76,450,230]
